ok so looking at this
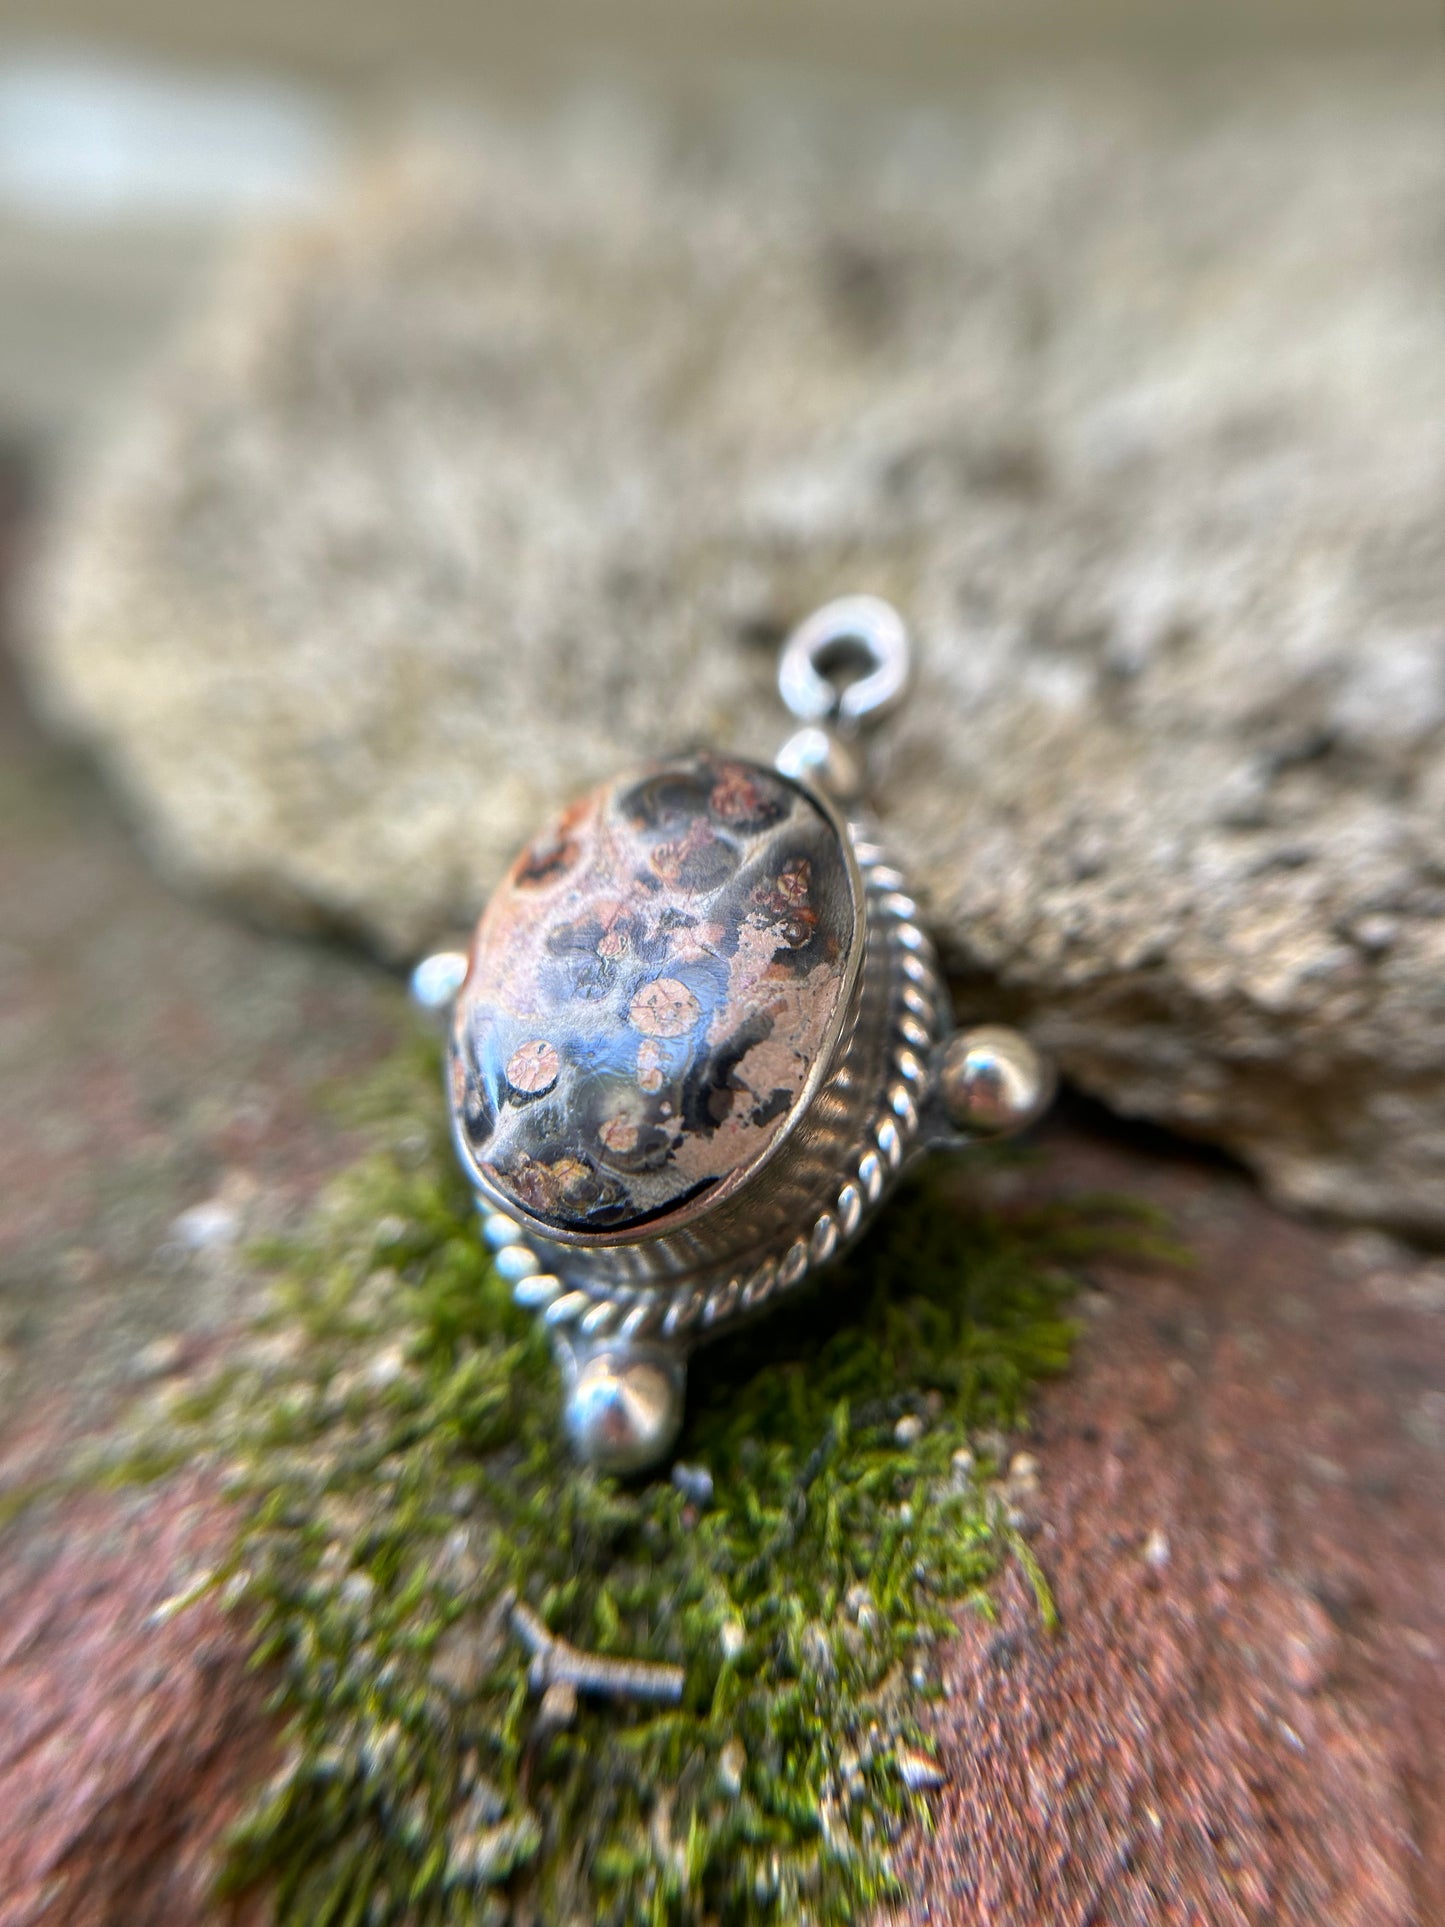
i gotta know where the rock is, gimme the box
[1276,1586,1342,1696]
[0,502,398,1922]
[1141,1525,1171,1570]
[718,1737,746,1798]
[0,1473,276,1927]
[670,1460,715,1508]
[899,1127,1445,1927]
[24,74,1445,1230]
[896,1747,948,1793]
[0,556,399,1437]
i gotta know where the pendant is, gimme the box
[414,599,1053,1472]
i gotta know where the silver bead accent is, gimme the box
[779,1238,809,1288]
[409,949,469,1018]
[563,1344,685,1474]
[742,1257,777,1309]
[495,1244,540,1282]
[621,1301,659,1341]
[939,1026,1056,1138]
[481,1211,522,1252]
[544,1290,591,1327]
[836,1182,863,1236]
[703,1278,740,1327]
[514,1272,562,1310]
[661,1291,702,1339]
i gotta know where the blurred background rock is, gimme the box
[8,2,1445,1232]
[0,0,1438,455]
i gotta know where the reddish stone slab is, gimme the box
[894,1120,1445,1927]
[6,469,1442,1924]
[0,1463,275,1927]
[0,473,388,1927]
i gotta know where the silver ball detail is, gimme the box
[409,949,469,1019]
[940,1026,1055,1138]
[563,1346,685,1475]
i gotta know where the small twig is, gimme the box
[509,1598,685,1706]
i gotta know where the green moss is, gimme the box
[141,1042,1170,1925]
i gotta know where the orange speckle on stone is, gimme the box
[629,977,701,1039]
[710,763,781,827]
[637,1037,667,1093]
[776,858,812,908]
[506,1039,561,1095]
[651,818,723,887]
[552,1156,594,1202]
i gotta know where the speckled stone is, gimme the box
[450,754,856,1234]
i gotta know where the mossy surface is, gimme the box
[144,1044,1163,1925]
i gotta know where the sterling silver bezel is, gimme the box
[422,593,1055,1472]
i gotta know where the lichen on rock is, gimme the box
[124,1042,1161,1924]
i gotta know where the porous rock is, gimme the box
[25,75,1445,1230]
[0,1472,277,1927]
[898,1127,1445,1927]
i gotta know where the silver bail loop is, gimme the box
[777,595,913,734]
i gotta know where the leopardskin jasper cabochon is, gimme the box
[450,754,858,1236]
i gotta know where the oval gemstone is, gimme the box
[451,753,857,1235]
